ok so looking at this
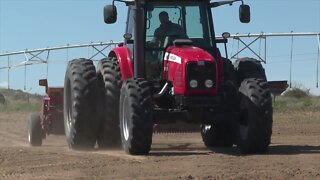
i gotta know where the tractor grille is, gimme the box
[186,61,216,90]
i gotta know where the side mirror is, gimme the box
[239,4,250,23]
[104,5,117,24]
[39,79,48,87]
[123,33,133,40]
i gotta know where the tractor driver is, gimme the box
[152,11,187,46]
[146,11,186,79]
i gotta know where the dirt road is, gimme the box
[0,111,319,179]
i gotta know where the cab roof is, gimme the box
[122,0,208,5]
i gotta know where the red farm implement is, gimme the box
[27,79,64,146]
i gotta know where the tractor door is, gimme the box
[145,4,184,79]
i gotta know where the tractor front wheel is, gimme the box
[119,78,153,155]
[237,78,273,153]
[201,122,236,148]
[28,113,43,146]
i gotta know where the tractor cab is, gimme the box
[121,0,218,80]
[143,1,216,79]
[105,0,250,80]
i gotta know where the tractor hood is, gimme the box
[163,46,218,95]
[164,46,214,64]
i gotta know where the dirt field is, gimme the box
[0,111,319,180]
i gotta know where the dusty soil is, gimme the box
[0,111,319,180]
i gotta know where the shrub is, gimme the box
[283,84,310,98]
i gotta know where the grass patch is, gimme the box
[273,96,320,112]
[0,88,42,112]
[0,102,40,112]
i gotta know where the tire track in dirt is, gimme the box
[1,171,68,180]
[0,147,97,180]
[0,130,28,147]
[0,112,29,148]
[92,150,147,161]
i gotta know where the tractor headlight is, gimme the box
[189,79,198,88]
[205,79,214,88]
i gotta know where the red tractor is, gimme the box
[28,79,64,146]
[63,0,272,154]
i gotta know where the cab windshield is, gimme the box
[145,1,214,50]
[144,1,215,79]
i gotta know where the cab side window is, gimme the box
[125,6,135,57]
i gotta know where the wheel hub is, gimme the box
[121,95,130,141]
[28,130,31,143]
[65,81,73,132]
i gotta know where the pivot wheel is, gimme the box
[237,78,273,154]
[28,113,43,146]
[119,78,153,155]
[64,59,101,149]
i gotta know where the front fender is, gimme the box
[109,47,134,81]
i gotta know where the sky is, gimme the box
[0,0,319,95]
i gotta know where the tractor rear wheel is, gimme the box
[201,122,236,148]
[64,59,101,149]
[119,78,153,155]
[28,113,42,146]
[96,58,122,148]
[237,78,273,154]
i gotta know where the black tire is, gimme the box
[64,59,101,149]
[201,122,236,148]
[28,114,43,146]
[119,78,153,155]
[237,78,273,154]
[222,58,236,82]
[234,57,267,83]
[96,58,122,148]
[201,58,237,148]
